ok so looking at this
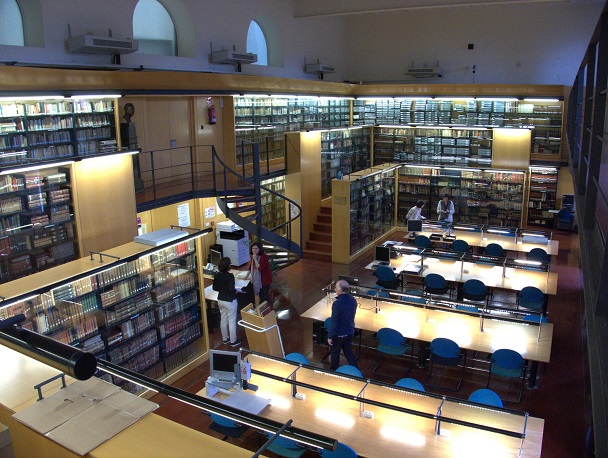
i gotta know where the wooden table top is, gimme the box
[219,353,545,458]
[302,295,553,363]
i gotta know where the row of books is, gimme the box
[0,175,25,194]
[0,233,30,256]
[75,114,113,128]
[163,322,201,355]
[152,272,197,302]
[27,116,73,131]
[114,310,155,344]
[0,196,23,215]
[107,328,158,365]
[105,291,153,326]
[0,134,27,148]
[29,130,72,145]
[158,307,200,339]
[155,290,198,322]
[47,316,99,346]
[121,345,160,374]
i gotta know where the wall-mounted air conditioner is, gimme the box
[305,63,335,74]
[67,35,139,54]
[210,50,257,65]
[405,66,441,78]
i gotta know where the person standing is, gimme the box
[437,194,455,222]
[328,280,359,371]
[406,200,426,221]
[244,241,272,305]
[212,257,241,347]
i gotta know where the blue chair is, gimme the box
[414,235,432,249]
[484,243,505,257]
[264,432,306,458]
[321,317,332,363]
[527,247,549,264]
[455,304,480,313]
[487,349,527,404]
[320,442,358,458]
[517,286,546,314]
[367,289,390,298]
[451,239,470,253]
[423,273,451,298]
[462,279,489,305]
[468,388,504,408]
[374,265,402,290]
[372,327,412,377]
[285,352,309,365]
[209,413,249,439]
[395,377,426,392]
[556,208,574,232]
[425,337,466,392]
[335,365,363,378]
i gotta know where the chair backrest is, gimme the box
[374,265,396,281]
[518,286,545,310]
[210,412,239,428]
[414,235,432,249]
[484,243,505,257]
[557,208,572,220]
[377,327,405,347]
[335,365,363,377]
[491,349,524,369]
[324,317,332,331]
[430,337,460,358]
[320,442,358,458]
[377,290,391,298]
[285,352,309,365]
[523,314,549,323]
[395,377,426,392]
[468,388,504,408]
[451,239,469,253]
[488,204,499,217]
[463,279,487,295]
[424,273,447,288]
[527,247,549,263]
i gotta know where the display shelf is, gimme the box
[0,96,117,167]
[397,165,525,226]
[527,166,558,227]
[0,166,79,284]
[332,164,397,261]
[260,176,286,235]
[373,126,493,167]
[0,236,205,393]
[321,127,371,199]
[355,98,563,157]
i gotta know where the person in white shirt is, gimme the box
[437,194,455,222]
[406,200,426,221]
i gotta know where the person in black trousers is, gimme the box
[212,257,241,347]
[328,279,359,371]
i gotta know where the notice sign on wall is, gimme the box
[177,203,191,227]
[205,205,216,218]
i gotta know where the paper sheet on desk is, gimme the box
[12,377,158,456]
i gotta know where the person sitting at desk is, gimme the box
[406,200,426,221]
[328,280,359,371]
[437,194,455,223]
[213,257,241,347]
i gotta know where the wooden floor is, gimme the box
[151,230,591,457]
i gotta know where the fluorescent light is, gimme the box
[0,161,74,175]
[357,97,393,101]
[69,94,121,99]
[0,96,61,102]
[513,259,542,266]
[486,229,511,234]
[476,97,519,102]
[523,98,560,103]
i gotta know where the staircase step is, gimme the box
[310,231,332,243]
[306,240,331,252]
[303,249,332,262]
[313,222,332,233]
[320,206,332,215]
[317,214,332,224]
[224,196,255,204]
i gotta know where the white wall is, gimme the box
[0,0,347,82]
[342,3,603,85]
[0,0,602,86]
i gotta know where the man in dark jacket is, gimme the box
[328,280,359,371]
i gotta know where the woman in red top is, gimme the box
[245,242,272,305]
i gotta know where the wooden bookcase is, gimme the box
[0,166,79,283]
[0,235,208,394]
[526,166,558,227]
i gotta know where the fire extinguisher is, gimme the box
[208,104,216,124]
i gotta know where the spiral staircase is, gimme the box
[211,144,302,271]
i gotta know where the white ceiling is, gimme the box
[294,0,603,18]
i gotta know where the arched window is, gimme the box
[247,20,267,66]
[0,0,24,46]
[133,0,176,56]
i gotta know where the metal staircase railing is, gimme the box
[212,144,302,268]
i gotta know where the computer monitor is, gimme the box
[375,246,391,264]
[407,219,423,235]
[562,194,574,209]
[209,349,240,382]
[210,248,222,267]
